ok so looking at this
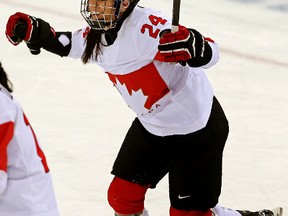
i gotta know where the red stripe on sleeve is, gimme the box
[0,122,14,172]
[23,113,49,173]
[205,37,215,43]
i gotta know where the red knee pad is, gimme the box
[108,177,149,214]
[170,207,212,216]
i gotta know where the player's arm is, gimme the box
[6,12,71,57]
[0,122,14,194]
[158,25,219,68]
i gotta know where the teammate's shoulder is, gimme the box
[0,85,17,121]
[0,85,13,100]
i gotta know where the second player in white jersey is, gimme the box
[0,62,59,216]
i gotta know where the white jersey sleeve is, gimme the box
[0,85,59,216]
[0,171,7,194]
[0,87,16,179]
[68,26,90,59]
[0,89,14,194]
[202,41,219,69]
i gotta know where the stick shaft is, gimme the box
[172,0,181,32]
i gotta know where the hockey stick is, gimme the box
[171,0,181,33]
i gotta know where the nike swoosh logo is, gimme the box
[178,195,191,199]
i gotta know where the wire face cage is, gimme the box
[80,0,124,31]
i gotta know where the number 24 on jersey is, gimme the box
[141,15,167,39]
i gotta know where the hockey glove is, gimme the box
[158,26,206,63]
[6,12,55,55]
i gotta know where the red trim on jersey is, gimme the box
[23,113,50,173]
[170,207,212,216]
[83,26,90,38]
[0,122,14,172]
[204,37,215,43]
[107,62,170,110]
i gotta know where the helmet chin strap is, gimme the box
[114,0,122,16]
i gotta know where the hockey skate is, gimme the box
[237,207,283,216]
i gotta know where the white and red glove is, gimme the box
[158,25,206,64]
[6,12,55,55]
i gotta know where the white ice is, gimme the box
[0,0,287,215]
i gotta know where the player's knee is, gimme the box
[170,207,212,216]
[107,177,148,215]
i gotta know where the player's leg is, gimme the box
[108,118,168,216]
[108,177,149,216]
[166,97,282,216]
[167,96,229,216]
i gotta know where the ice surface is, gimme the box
[0,0,287,215]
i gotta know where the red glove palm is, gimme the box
[5,12,35,46]
[158,26,205,63]
[6,12,55,55]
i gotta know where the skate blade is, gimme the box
[272,207,283,216]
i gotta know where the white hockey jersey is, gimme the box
[0,85,59,216]
[68,6,219,136]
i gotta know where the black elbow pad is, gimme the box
[43,31,72,57]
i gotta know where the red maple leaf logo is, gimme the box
[107,63,170,110]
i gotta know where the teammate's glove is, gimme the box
[6,12,55,55]
[158,26,206,63]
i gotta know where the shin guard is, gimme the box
[108,177,149,215]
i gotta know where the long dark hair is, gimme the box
[81,29,103,64]
[0,62,13,93]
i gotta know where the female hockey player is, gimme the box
[0,62,60,216]
[5,0,282,215]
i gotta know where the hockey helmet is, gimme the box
[80,0,139,31]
